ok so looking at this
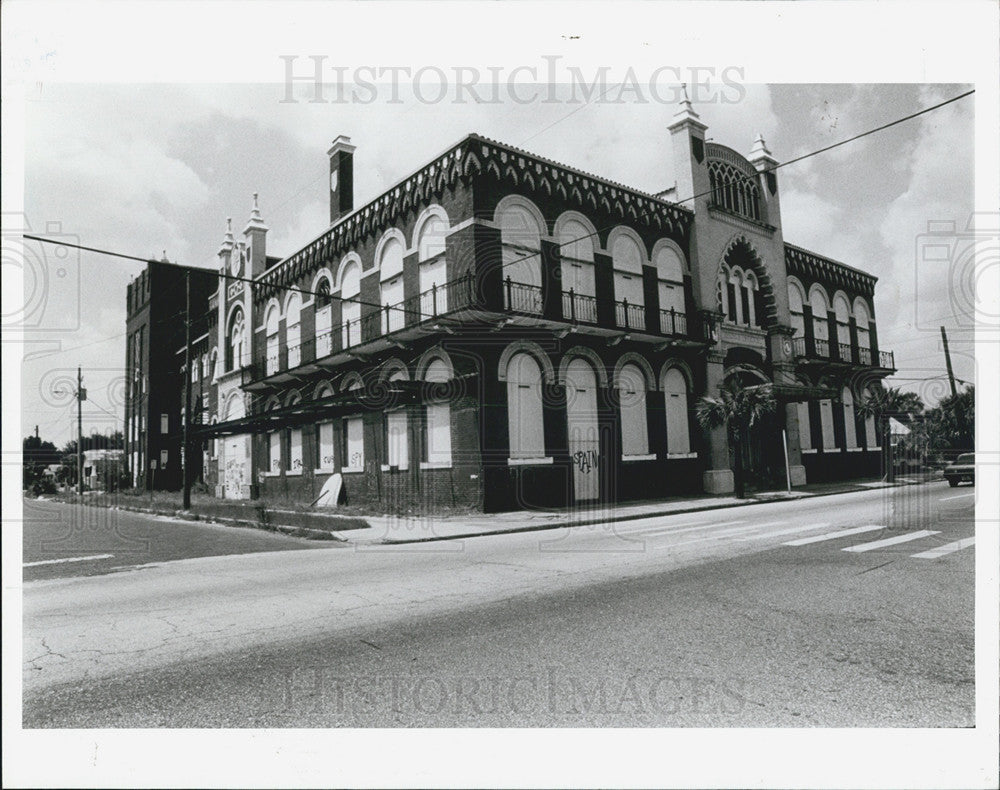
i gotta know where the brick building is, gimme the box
[128,96,895,509]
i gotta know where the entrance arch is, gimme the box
[564,356,600,502]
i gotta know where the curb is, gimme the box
[359,481,910,546]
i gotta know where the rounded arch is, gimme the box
[650,237,688,281]
[553,210,598,261]
[225,301,246,335]
[413,204,450,258]
[724,363,771,385]
[607,225,647,273]
[310,267,334,295]
[832,290,852,321]
[313,380,335,400]
[262,298,281,333]
[497,339,555,384]
[222,390,244,421]
[283,290,302,322]
[494,194,546,245]
[613,352,656,391]
[415,346,456,381]
[659,359,695,392]
[336,253,363,295]
[340,371,365,392]
[715,234,778,327]
[375,228,406,281]
[853,296,872,325]
[808,283,830,314]
[285,390,303,408]
[263,394,281,412]
[378,357,410,382]
[557,346,609,388]
[786,277,806,312]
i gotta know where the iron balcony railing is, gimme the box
[790,336,893,370]
[858,347,872,366]
[561,289,598,323]
[614,299,646,330]
[793,337,807,357]
[659,308,687,337]
[837,342,853,362]
[503,278,543,315]
[879,350,895,368]
[814,338,830,357]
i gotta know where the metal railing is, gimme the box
[614,299,645,330]
[879,350,895,368]
[561,289,598,323]
[814,338,830,357]
[659,308,688,336]
[504,278,543,314]
[793,337,806,357]
[837,342,853,362]
[858,347,872,366]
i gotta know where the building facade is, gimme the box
[127,99,895,510]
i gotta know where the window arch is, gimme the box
[618,362,650,458]
[506,352,546,460]
[497,197,545,314]
[787,279,806,339]
[833,292,852,349]
[384,366,409,470]
[854,298,872,363]
[662,367,691,455]
[314,382,336,471]
[556,213,598,323]
[314,274,334,358]
[265,396,282,472]
[227,306,246,372]
[377,232,406,334]
[263,302,280,375]
[652,240,686,334]
[285,292,302,367]
[339,257,362,348]
[423,357,452,466]
[809,285,831,353]
[415,207,450,318]
[842,386,858,450]
[609,227,646,329]
[708,160,761,221]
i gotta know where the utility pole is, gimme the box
[940,325,957,398]
[182,268,193,510]
[77,367,85,496]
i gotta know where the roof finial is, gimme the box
[671,82,703,125]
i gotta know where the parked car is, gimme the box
[943,452,975,487]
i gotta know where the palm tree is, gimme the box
[856,385,925,481]
[696,380,776,498]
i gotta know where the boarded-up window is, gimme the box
[663,368,691,455]
[340,261,361,348]
[286,293,302,367]
[288,428,303,471]
[819,399,836,449]
[797,401,812,451]
[380,274,405,333]
[386,410,408,469]
[842,387,858,449]
[344,416,364,470]
[160,414,169,434]
[268,432,281,471]
[506,352,546,459]
[424,359,452,465]
[317,421,335,469]
[618,363,649,457]
[316,304,332,358]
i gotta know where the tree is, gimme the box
[23,435,60,491]
[857,385,927,481]
[908,385,974,463]
[696,380,776,498]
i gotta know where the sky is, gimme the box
[16,79,976,447]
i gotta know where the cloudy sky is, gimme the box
[7,0,986,450]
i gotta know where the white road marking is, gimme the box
[736,522,831,541]
[783,525,885,546]
[842,530,940,553]
[939,493,975,502]
[656,523,772,550]
[619,519,746,537]
[911,537,975,559]
[23,553,114,567]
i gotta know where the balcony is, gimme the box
[792,337,894,369]
[503,278,543,315]
[615,299,645,331]
[561,290,598,324]
[659,308,687,337]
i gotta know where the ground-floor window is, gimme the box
[618,363,649,457]
[288,427,303,472]
[268,431,281,471]
[423,359,452,466]
[819,399,836,450]
[842,387,858,449]
[385,410,409,470]
[797,401,812,451]
[663,368,691,455]
[506,352,546,459]
[343,416,364,471]
[317,421,335,470]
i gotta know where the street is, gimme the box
[21,482,975,727]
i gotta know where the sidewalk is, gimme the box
[336,477,916,546]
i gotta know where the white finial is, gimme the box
[244,192,269,234]
[671,82,702,125]
[750,133,773,158]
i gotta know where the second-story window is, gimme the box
[558,217,597,323]
[788,281,806,338]
[340,259,361,348]
[286,293,302,368]
[810,287,831,355]
[227,307,245,372]
[611,231,645,330]
[653,243,686,335]
[855,300,872,364]
[417,211,449,319]
[264,304,280,375]
[833,293,852,354]
[378,235,405,334]
[498,200,544,314]
[315,278,333,358]
[708,160,761,221]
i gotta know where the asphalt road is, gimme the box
[21,482,975,727]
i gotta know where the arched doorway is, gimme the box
[724,362,783,492]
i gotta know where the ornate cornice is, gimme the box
[784,243,877,297]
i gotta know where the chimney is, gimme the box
[327,135,356,225]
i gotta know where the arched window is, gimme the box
[558,216,597,323]
[842,386,858,450]
[285,293,302,367]
[264,303,280,375]
[618,363,649,457]
[417,211,449,319]
[340,259,361,348]
[654,243,686,334]
[227,307,245,372]
[315,384,335,470]
[797,398,812,452]
[286,393,304,472]
[499,201,544,314]
[819,397,836,450]
[744,271,760,327]
[833,293,852,351]
[342,376,364,472]
[725,267,745,324]
[662,368,691,455]
[611,230,645,329]
[378,234,406,334]
[788,281,806,339]
[266,397,281,472]
[384,368,409,470]
[810,287,831,355]
[506,352,546,459]
[423,358,452,466]
[315,277,333,358]
[708,161,761,221]
[854,299,872,364]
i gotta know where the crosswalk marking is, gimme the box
[736,522,831,541]
[911,537,975,559]
[842,530,940,553]
[939,492,975,502]
[624,519,746,537]
[783,525,885,546]
[653,523,767,549]
[23,553,114,567]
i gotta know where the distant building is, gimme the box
[127,96,895,509]
[82,448,125,490]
